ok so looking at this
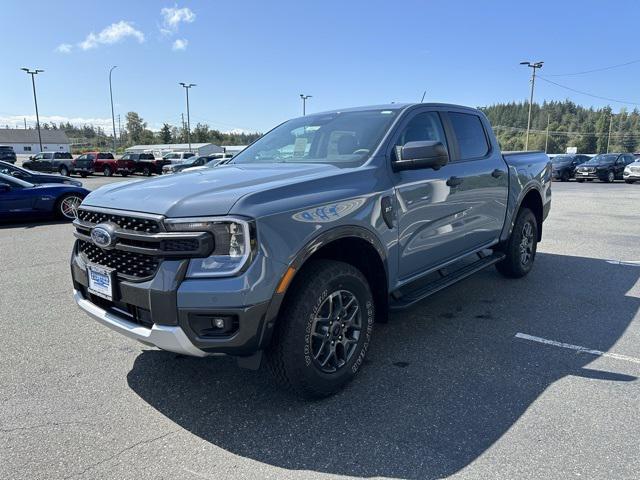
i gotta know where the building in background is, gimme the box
[125,143,223,157]
[222,145,247,155]
[0,129,70,154]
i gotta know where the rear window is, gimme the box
[54,152,73,159]
[97,153,114,159]
[140,154,155,159]
[449,112,489,160]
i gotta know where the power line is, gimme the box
[546,59,640,77]
[537,76,640,106]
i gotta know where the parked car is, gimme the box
[22,152,93,177]
[83,152,134,177]
[180,154,235,173]
[162,151,196,165]
[162,155,209,174]
[574,153,635,182]
[119,153,169,176]
[623,159,640,183]
[70,103,551,398]
[0,172,89,221]
[0,145,17,164]
[0,160,82,186]
[551,154,590,181]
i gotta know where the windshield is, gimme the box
[584,154,617,165]
[232,109,399,167]
[552,155,574,165]
[0,172,34,188]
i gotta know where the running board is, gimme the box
[389,252,506,311]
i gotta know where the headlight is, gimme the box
[164,217,255,277]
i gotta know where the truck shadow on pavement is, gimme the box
[127,253,639,479]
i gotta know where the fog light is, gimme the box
[213,317,226,329]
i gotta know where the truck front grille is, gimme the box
[78,240,159,279]
[77,209,161,233]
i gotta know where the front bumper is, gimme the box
[70,243,285,357]
[73,289,209,357]
[623,171,640,180]
[575,171,602,180]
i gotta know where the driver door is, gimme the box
[0,180,34,215]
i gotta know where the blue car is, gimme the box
[0,172,89,221]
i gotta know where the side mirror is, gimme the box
[0,183,10,193]
[393,141,449,171]
[29,156,34,160]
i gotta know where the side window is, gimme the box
[87,154,95,160]
[43,153,53,159]
[449,112,490,160]
[625,155,634,165]
[394,111,447,149]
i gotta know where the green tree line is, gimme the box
[41,112,262,153]
[480,100,640,154]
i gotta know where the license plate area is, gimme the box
[87,264,115,301]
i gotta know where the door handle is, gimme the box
[446,176,463,187]
[491,169,505,178]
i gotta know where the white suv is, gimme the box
[162,152,196,165]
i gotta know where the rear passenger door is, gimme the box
[392,108,508,280]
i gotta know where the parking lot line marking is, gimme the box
[606,260,640,267]
[515,333,640,365]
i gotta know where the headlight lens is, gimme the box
[164,217,255,277]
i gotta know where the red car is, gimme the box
[85,151,135,177]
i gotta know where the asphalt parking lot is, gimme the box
[1,178,639,479]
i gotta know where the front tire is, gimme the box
[267,260,375,398]
[103,166,113,177]
[576,179,585,183]
[605,170,615,183]
[624,180,635,184]
[496,208,538,278]
[143,166,151,176]
[59,166,69,177]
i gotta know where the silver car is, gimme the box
[623,159,640,184]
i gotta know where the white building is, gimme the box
[126,143,223,157]
[0,129,70,154]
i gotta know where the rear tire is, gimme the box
[496,208,538,278]
[55,194,83,220]
[266,260,375,399]
[80,172,88,178]
[121,172,129,177]
[143,166,151,176]
[103,166,112,177]
[59,166,69,177]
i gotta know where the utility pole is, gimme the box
[24,118,27,129]
[545,113,550,153]
[420,90,427,103]
[300,94,312,116]
[179,83,196,152]
[21,68,44,152]
[117,114,122,143]
[606,115,613,153]
[109,66,118,153]
[520,61,543,151]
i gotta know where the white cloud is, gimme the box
[55,43,73,54]
[0,114,114,132]
[79,21,144,50]
[161,6,196,33]
[172,38,188,51]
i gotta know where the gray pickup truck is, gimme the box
[70,103,551,398]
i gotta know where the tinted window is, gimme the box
[43,153,53,159]
[97,153,114,159]
[54,152,72,159]
[140,154,154,159]
[86,154,95,160]
[449,112,489,160]
[394,111,447,150]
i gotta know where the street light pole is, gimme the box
[520,61,544,151]
[179,82,196,152]
[606,115,613,153]
[300,94,312,116]
[21,68,44,152]
[109,66,118,153]
[545,113,550,153]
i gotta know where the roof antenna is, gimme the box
[420,90,427,103]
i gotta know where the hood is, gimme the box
[82,163,344,217]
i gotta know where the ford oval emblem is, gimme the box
[91,226,114,249]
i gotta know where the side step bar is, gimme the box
[389,252,506,311]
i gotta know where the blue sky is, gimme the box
[2,0,640,133]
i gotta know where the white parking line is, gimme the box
[606,260,640,267]
[515,333,640,365]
